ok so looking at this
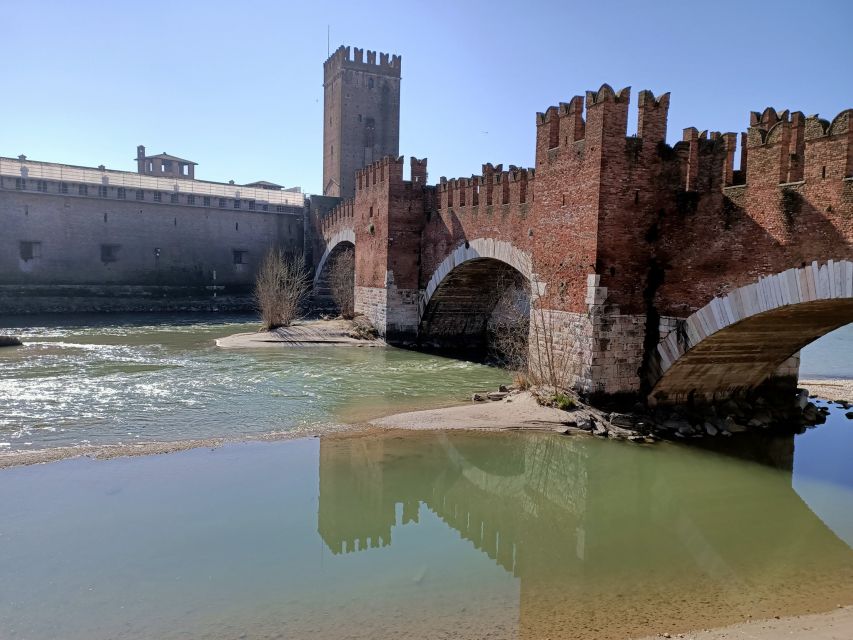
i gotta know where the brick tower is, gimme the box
[322,45,402,199]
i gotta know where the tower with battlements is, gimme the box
[322,45,401,199]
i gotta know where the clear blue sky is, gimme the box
[3,0,850,193]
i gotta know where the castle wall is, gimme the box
[348,85,852,401]
[1,187,303,312]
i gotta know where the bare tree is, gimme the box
[528,303,575,395]
[328,246,355,319]
[255,248,311,330]
[487,273,530,373]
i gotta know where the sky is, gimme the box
[2,0,851,194]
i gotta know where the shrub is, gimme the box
[255,249,310,330]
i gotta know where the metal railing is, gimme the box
[0,157,306,207]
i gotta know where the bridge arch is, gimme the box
[312,228,355,314]
[313,228,356,289]
[418,238,544,353]
[651,260,853,403]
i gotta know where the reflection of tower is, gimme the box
[317,430,853,640]
[322,46,401,199]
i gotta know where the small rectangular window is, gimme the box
[98,185,108,198]
[37,180,48,192]
[170,193,179,204]
[79,184,88,196]
[153,192,162,202]
[59,182,69,194]
[135,190,144,201]
[117,187,126,200]
[203,196,211,207]
[233,200,241,209]
[100,244,120,263]
[262,204,269,212]
[219,198,226,208]
[15,178,25,190]
[232,250,248,265]
[276,205,285,213]
[187,195,196,205]
[248,200,255,211]
[181,164,189,176]
[19,241,42,261]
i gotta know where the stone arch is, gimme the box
[419,238,542,319]
[651,260,853,403]
[418,238,543,353]
[313,228,355,288]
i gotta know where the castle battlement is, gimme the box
[355,155,405,191]
[436,163,534,210]
[323,45,402,81]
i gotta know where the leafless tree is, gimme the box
[487,273,531,373]
[255,248,310,330]
[328,246,355,319]
[528,302,575,394]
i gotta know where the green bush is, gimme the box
[554,393,576,411]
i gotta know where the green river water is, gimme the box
[0,314,852,639]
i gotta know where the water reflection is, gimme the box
[318,429,853,639]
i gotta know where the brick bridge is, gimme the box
[313,85,853,404]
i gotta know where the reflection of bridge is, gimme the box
[313,88,852,403]
[318,432,853,639]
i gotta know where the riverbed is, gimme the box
[0,314,851,639]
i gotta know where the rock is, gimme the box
[724,416,747,433]
[720,429,732,437]
[610,413,637,428]
[472,393,487,402]
[498,384,509,393]
[704,422,718,436]
[591,418,608,437]
[795,389,809,410]
[677,424,695,436]
[0,336,22,347]
[487,391,508,401]
[846,412,853,420]
[754,409,773,424]
[802,402,820,423]
[574,418,594,431]
[663,418,690,432]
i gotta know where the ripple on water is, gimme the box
[0,314,509,450]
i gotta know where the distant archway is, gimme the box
[313,230,355,315]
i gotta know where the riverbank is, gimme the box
[216,316,383,348]
[371,390,571,431]
[639,605,853,639]
[801,378,853,402]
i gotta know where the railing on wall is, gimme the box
[0,157,306,207]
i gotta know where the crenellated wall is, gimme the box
[326,84,852,402]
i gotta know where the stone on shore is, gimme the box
[0,336,22,347]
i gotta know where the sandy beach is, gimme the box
[370,390,572,431]
[800,378,853,402]
[216,317,384,349]
[638,605,853,640]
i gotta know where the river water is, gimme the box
[0,314,852,639]
[0,314,508,451]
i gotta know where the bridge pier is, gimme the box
[355,279,420,344]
